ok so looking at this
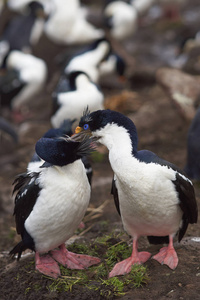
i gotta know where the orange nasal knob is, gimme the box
[75,126,82,134]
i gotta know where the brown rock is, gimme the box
[156,68,200,120]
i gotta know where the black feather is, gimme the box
[172,173,198,242]
[12,172,41,234]
[35,135,96,166]
[10,172,40,259]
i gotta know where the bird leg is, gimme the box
[152,235,178,270]
[109,239,151,277]
[51,244,101,269]
[35,252,61,279]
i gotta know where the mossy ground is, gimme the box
[21,232,149,298]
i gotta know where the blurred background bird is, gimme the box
[44,0,104,46]
[51,71,104,129]
[0,50,47,122]
[0,1,46,65]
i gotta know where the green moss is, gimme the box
[24,287,31,295]
[47,277,81,293]
[126,265,149,288]
[93,263,108,279]
[100,277,126,297]
[41,231,150,295]
[33,284,42,291]
[105,242,132,268]
[67,243,90,254]
[67,241,99,257]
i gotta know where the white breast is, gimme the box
[115,162,183,238]
[25,160,90,253]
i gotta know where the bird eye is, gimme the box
[84,124,89,130]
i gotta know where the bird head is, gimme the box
[35,133,96,167]
[74,108,138,155]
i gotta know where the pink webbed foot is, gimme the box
[152,235,178,270]
[35,252,61,279]
[109,239,151,278]
[51,244,101,270]
[152,246,178,269]
[109,250,151,278]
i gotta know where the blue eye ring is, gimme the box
[83,124,89,130]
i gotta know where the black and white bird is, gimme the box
[98,52,126,82]
[184,106,200,181]
[64,38,111,84]
[0,50,47,121]
[44,0,104,46]
[0,1,45,65]
[63,38,126,84]
[10,134,100,278]
[28,119,93,185]
[104,0,138,40]
[51,71,104,129]
[75,109,198,277]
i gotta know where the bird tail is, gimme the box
[147,235,169,245]
[9,241,28,261]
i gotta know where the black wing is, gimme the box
[136,149,198,244]
[12,172,41,235]
[136,149,186,176]
[172,172,198,242]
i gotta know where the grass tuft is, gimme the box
[42,231,150,296]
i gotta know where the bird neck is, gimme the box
[95,123,138,173]
[89,42,110,65]
[76,75,91,90]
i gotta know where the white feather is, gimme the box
[25,160,90,253]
